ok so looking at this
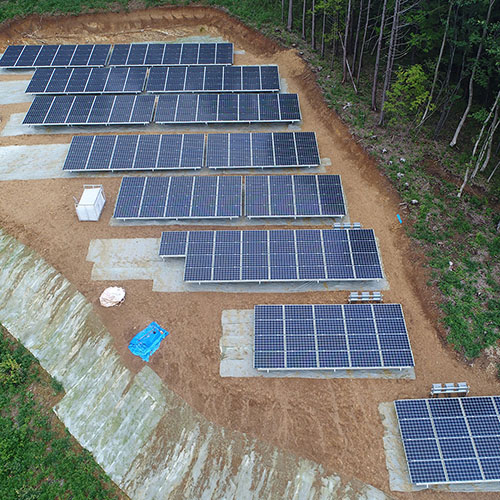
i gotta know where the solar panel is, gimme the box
[253,303,414,370]
[245,175,346,218]
[146,65,280,93]
[26,67,147,94]
[159,228,384,282]
[0,44,111,68]
[395,396,500,485]
[113,176,242,219]
[23,95,155,125]
[108,42,233,66]
[206,132,319,169]
[155,93,300,123]
[63,134,205,171]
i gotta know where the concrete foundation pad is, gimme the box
[221,310,414,379]
[2,112,300,137]
[0,79,33,104]
[0,141,329,181]
[87,237,388,293]
[379,401,500,492]
[0,143,70,180]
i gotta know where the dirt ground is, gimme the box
[0,6,499,499]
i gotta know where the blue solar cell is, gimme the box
[480,458,500,480]
[87,95,114,123]
[255,320,284,336]
[0,46,23,67]
[16,45,42,67]
[439,438,477,460]
[315,320,345,335]
[180,43,199,65]
[279,94,301,121]
[318,351,350,368]
[399,419,435,440]
[270,267,298,280]
[184,267,212,281]
[259,94,280,121]
[70,44,93,66]
[462,398,498,416]
[239,94,259,121]
[429,399,463,418]
[445,459,483,482]
[62,136,93,171]
[408,461,447,484]
[474,436,500,458]
[145,43,164,65]
[314,305,343,320]
[255,335,284,351]
[260,65,280,91]
[86,136,115,170]
[254,351,285,369]
[287,336,316,351]
[287,351,317,368]
[198,43,216,64]
[44,95,73,124]
[108,44,129,66]
[317,335,347,351]
[130,95,155,123]
[215,43,233,64]
[23,96,54,125]
[382,350,414,367]
[349,335,378,350]
[255,305,283,321]
[467,416,500,436]
[127,44,147,65]
[163,44,182,65]
[184,66,205,91]
[350,350,381,367]
[403,439,441,461]
[285,320,314,335]
[52,45,76,67]
[396,400,430,419]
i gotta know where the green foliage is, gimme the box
[384,64,431,127]
[0,327,120,499]
[0,354,23,387]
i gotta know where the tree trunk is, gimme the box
[352,0,364,80]
[457,167,470,198]
[472,88,500,157]
[302,0,307,39]
[287,0,294,31]
[378,0,400,125]
[449,0,494,147]
[321,10,326,57]
[356,0,371,83]
[342,0,352,83]
[418,2,453,128]
[311,0,316,50]
[371,0,387,110]
[487,160,500,182]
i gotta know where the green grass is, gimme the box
[0,0,498,358]
[0,326,123,500]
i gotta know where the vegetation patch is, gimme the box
[0,325,124,500]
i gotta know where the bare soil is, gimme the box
[0,6,499,498]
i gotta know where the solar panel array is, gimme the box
[63,134,205,171]
[146,65,280,93]
[155,93,301,123]
[159,229,384,282]
[114,176,242,219]
[253,304,414,370]
[206,132,320,169]
[0,44,111,68]
[62,132,320,172]
[23,95,155,125]
[108,43,233,66]
[245,175,346,218]
[395,397,500,485]
[26,67,147,94]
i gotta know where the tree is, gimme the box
[288,0,294,31]
[450,0,495,147]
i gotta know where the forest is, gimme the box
[281,0,500,189]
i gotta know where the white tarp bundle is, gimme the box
[99,287,125,307]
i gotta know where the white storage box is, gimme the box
[75,185,106,221]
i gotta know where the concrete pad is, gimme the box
[86,237,388,293]
[0,140,329,180]
[0,143,70,180]
[2,112,302,137]
[220,310,414,379]
[0,79,33,104]
[379,402,500,492]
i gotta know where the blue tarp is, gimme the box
[128,322,169,362]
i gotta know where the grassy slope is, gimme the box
[0,0,498,355]
[0,326,125,500]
